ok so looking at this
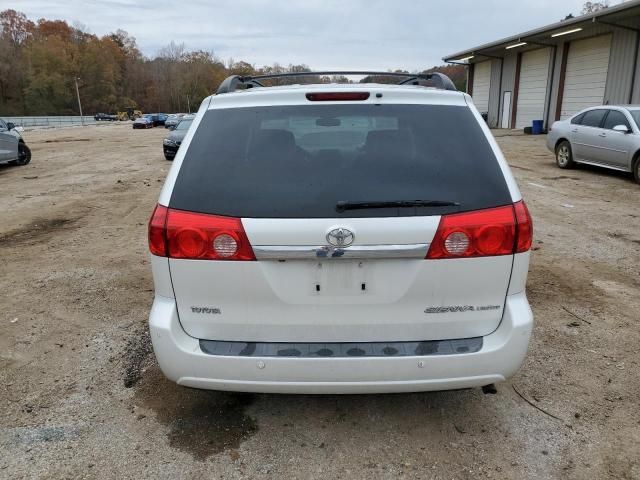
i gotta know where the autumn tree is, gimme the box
[1,9,467,115]
[0,9,34,114]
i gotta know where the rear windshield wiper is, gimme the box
[336,200,460,213]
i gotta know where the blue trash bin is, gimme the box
[532,120,544,135]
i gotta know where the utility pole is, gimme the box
[74,77,84,125]
[186,94,191,114]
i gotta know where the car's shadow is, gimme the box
[0,163,16,175]
[133,365,492,461]
[574,162,636,184]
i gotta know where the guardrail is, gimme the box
[4,116,98,127]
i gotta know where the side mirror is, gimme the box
[613,124,630,134]
[6,122,15,130]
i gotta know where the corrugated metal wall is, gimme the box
[487,59,503,127]
[541,47,557,128]
[546,27,640,126]
[604,29,638,104]
[467,21,640,128]
[515,48,552,128]
[629,34,640,103]
[561,34,612,118]
[499,53,518,128]
[547,25,613,125]
[547,42,566,128]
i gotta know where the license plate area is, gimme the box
[312,260,368,296]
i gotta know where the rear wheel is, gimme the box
[9,143,31,166]
[555,141,575,169]
[633,156,640,185]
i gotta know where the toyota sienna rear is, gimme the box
[147,72,533,394]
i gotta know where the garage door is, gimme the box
[560,35,611,119]
[471,61,491,114]
[515,48,551,128]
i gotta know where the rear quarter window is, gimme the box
[571,112,585,125]
[581,109,607,128]
[170,103,512,218]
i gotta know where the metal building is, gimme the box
[443,1,640,129]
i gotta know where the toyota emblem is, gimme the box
[326,227,355,247]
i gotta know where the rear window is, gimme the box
[581,109,607,128]
[170,104,511,218]
[176,119,193,131]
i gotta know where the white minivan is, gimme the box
[148,72,533,394]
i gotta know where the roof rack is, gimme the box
[215,71,458,95]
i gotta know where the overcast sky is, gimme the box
[12,0,613,70]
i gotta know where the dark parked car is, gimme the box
[165,113,187,129]
[133,116,154,129]
[146,113,169,127]
[162,115,194,160]
[94,112,117,121]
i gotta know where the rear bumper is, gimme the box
[546,131,559,152]
[149,293,533,394]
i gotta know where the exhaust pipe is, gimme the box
[481,384,497,395]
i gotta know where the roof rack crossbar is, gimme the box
[215,71,457,94]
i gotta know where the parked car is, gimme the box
[547,105,640,184]
[147,72,533,394]
[146,113,169,127]
[162,115,194,160]
[133,116,154,129]
[94,112,117,121]
[165,113,187,130]
[0,119,31,166]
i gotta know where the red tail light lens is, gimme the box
[514,200,533,253]
[426,205,517,259]
[147,205,255,260]
[148,204,168,256]
[306,92,370,101]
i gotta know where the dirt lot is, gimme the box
[0,123,638,479]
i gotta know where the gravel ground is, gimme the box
[0,124,638,479]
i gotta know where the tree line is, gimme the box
[0,9,466,116]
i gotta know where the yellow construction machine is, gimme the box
[116,108,143,121]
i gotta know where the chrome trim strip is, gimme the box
[199,337,483,358]
[575,159,631,172]
[253,243,430,260]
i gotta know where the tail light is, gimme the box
[148,205,255,261]
[306,92,370,101]
[426,201,532,259]
[148,204,168,256]
[514,200,533,253]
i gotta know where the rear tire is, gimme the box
[633,156,640,185]
[164,154,174,161]
[555,140,575,169]
[9,143,31,166]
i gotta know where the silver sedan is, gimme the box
[0,119,31,166]
[546,105,640,184]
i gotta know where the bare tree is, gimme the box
[581,1,610,14]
